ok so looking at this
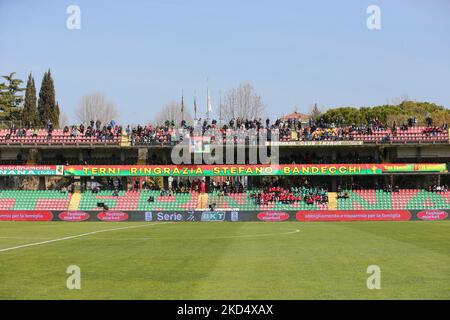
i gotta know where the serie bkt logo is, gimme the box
[201,211,225,222]
[146,211,195,221]
[156,212,183,221]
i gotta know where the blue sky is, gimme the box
[1,0,449,124]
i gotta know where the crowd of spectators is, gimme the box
[2,114,448,145]
[382,184,400,193]
[126,115,448,146]
[61,120,122,141]
[128,122,185,146]
[3,120,122,142]
[428,184,449,192]
[422,126,446,137]
[4,123,41,140]
[249,185,328,206]
[211,179,244,195]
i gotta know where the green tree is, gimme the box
[319,101,450,126]
[22,73,38,127]
[0,72,24,121]
[38,69,59,128]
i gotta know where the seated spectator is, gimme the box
[71,126,78,137]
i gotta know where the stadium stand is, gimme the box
[349,126,449,143]
[0,190,71,210]
[137,190,200,210]
[77,190,140,210]
[337,189,450,210]
[75,190,200,211]
[0,117,448,214]
[1,124,448,146]
[208,190,329,210]
[1,189,448,211]
[0,128,121,145]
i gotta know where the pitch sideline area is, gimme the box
[0,221,448,299]
[0,222,168,253]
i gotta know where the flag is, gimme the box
[207,88,212,118]
[181,91,184,113]
[194,93,197,120]
[180,90,185,123]
[219,93,222,122]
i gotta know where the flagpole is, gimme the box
[206,77,211,121]
[206,87,210,121]
[181,89,184,125]
[219,90,222,126]
[194,90,197,121]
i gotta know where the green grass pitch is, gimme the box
[0,221,448,299]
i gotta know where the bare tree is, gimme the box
[59,111,69,128]
[220,83,265,123]
[75,92,119,125]
[154,101,193,126]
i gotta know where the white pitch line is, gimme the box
[215,228,300,239]
[0,222,167,253]
[59,228,301,241]
[0,228,300,242]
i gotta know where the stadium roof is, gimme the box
[281,111,309,121]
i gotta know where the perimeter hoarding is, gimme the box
[0,210,54,221]
[0,163,446,177]
[295,210,413,221]
[0,210,448,222]
[0,165,64,176]
[62,163,448,177]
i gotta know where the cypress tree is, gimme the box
[22,73,38,127]
[54,102,60,128]
[38,69,57,127]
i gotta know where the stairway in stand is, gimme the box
[328,192,337,210]
[198,193,209,209]
[68,191,82,210]
[120,132,131,147]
